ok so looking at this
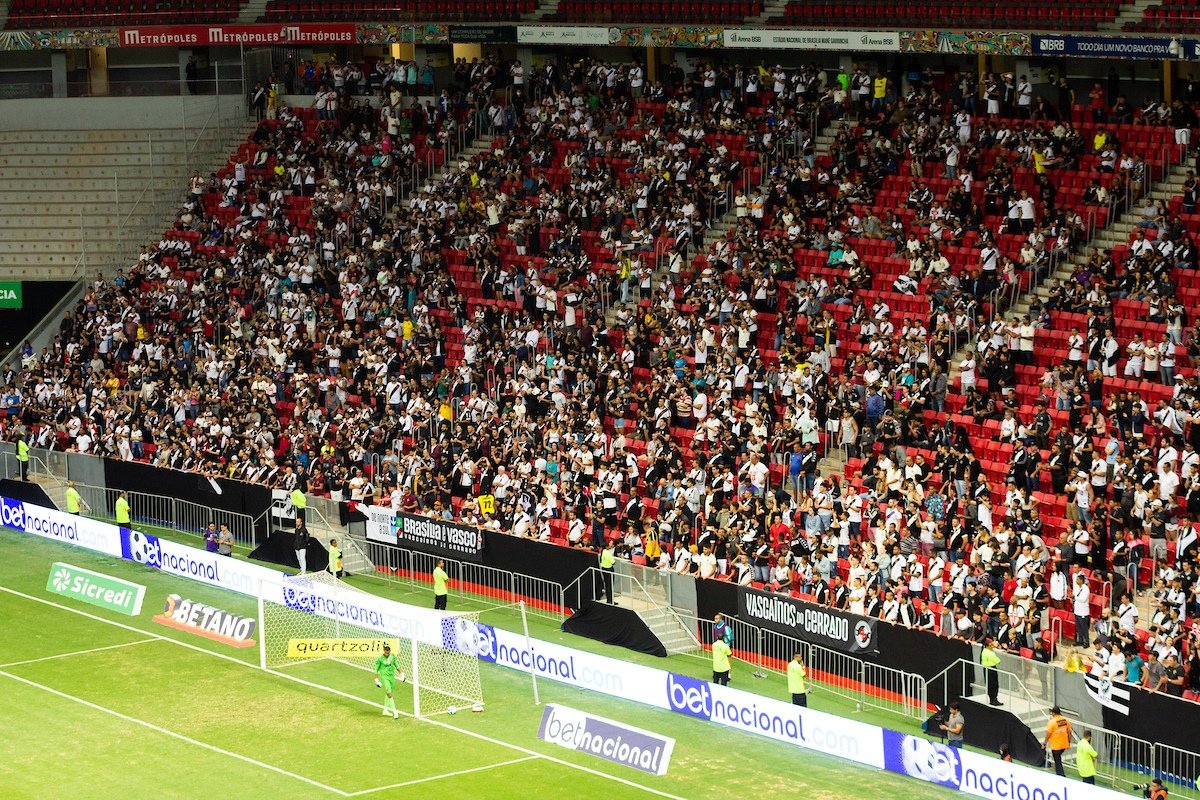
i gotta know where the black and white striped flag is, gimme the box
[1083,672,1131,715]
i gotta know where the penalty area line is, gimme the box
[345,756,538,796]
[0,669,350,797]
[0,637,158,668]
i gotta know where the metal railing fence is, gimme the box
[362,539,565,622]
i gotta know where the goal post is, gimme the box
[256,571,483,717]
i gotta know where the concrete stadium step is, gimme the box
[0,212,168,230]
[0,257,89,277]
[0,128,199,143]
[638,606,700,655]
[0,140,190,155]
[1,177,169,191]
[0,152,185,167]
[0,190,178,206]
[0,227,143,242]
[0,166,190,180]
[0,198,175,215]
[0,240,129,255]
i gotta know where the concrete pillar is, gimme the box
[1164,59,1174,105]
[516,46,533,71]
[88,47,109,97]
[51,51,67,98]
[645,47,657,84]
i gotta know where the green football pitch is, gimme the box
[0,526,970,800]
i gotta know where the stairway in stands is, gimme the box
[0,122,252,281]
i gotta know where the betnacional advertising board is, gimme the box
[0,495,1132,800]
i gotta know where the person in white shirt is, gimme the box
[698,544,718,579]
[1115,593,1139,635]
[1072,573,1091,645]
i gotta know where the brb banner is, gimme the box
[119,24,356,47]
[737,585,879,655]
[1032,34,1194,60]
[361,504,485,562]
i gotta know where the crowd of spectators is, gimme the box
[2,55,1199,695]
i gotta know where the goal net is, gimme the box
[257,571,484,717]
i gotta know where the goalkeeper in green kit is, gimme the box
[373,644,406,718]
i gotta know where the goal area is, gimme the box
[257,571,484,718]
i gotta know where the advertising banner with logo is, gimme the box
[0,282,22,309]
[665,670,885,765]
[881,730,1129,800]
[361,505,485,562]
[538,704,675,775]
[723,28,899,52]
[118,23,355,47]
[1031,34,1190,60]
[46,562,145,615]
[448,24,516,44]
[516,25,610,46]
[1,496,123,557]
[154,593,256,646]
[737,585,879,655]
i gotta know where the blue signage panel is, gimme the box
[1032,34,1191,60]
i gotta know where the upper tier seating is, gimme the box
[774,0,1135,31]
[259,0,532,21]
[5,0,239,27]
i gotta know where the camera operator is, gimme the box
[1134,778,1167,799]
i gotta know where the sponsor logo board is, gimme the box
[286,638,398,657]
[153,593,256,647]
[538,704,675,775]
[46,562,145,615]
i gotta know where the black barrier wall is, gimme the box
[696,578,973,689]
[103,458,274,540]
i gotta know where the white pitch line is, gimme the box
[0,585,691,800]
[0,669,349,797]
[0,637,157,668]
[345,756,538,796]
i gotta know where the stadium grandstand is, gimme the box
[2,5,1200,799]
